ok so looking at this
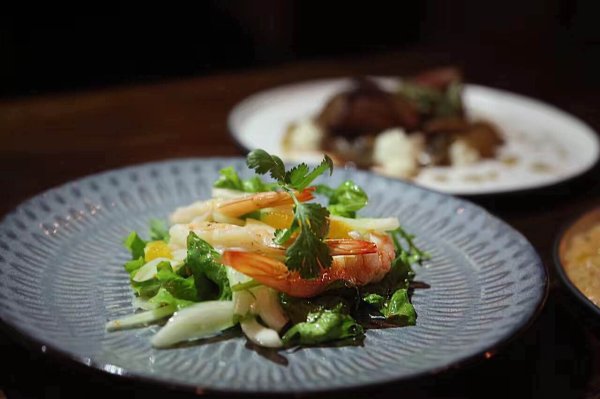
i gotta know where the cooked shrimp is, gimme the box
[169,188,315,225]
[169,220,282,255]
[169,219,377,258]
[222,232,395,297]
[215,188,315,218]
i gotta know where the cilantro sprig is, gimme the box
[246,149,334,278]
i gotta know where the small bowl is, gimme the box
[554,206,600,318]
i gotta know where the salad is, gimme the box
[107,150,429,348]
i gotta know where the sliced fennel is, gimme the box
[211,187,249,200]
[251,287,288,332]
[132,257,183,282]
[233,289,254,318]
[151,301,235,348]
[330,215,400,233]
[240,317,283,348]
[132,296,160,311]
[106,305,176,331]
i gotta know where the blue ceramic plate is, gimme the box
[0,158,547,394]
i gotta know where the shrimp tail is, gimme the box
[326,239,377,255]
[222,250,326,298]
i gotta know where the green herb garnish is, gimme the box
[246,149,334,278]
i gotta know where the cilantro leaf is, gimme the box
[285,156,333,191]
[317,180,368,218]
[284,203,331,278]
[246,149,286,182]
[246,149,332,190]
[245,149,335,278]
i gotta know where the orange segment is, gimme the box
[260,206,294,229]
[145,241,172,261]
[327,218,353,239]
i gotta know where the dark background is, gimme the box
[2,0,600,98]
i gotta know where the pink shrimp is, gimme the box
[222,233,395,297]
[215,187,315,218]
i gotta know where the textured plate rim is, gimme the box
[0,157,549,395]
[226,77,600,196]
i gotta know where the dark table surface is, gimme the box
[1,45,599,398]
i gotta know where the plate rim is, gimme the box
[0,157,549,395]
[227,77,600,196]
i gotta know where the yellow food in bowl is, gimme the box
[563,223,600,307]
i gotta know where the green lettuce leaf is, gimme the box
[279,294,354,325]
[155,261,198,302]
[380,288,416,324]
[185,232,232,301]
[282,304,364,346]
[124,257,145,277]
[149,219,170,241]
[316,180,368,218]
[148,287,195,310]
[213,166,277,193]
[123,231,146,259]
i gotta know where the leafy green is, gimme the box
[124,257,145,277]
[131,279,162,298]
[282,304,364,346]
[124,232,146,259]
[358,226,428,325]
[280,294,355,325]
[316,180,368,218]
[283,203,331,278]
[214,166,244,190]
[149,219,170,241]
[246,149,333,191]
[286,157,334,191]
[246,149,287,182]
[185,232,232,301]
[246,149,334,278]
[380,288,416,324]
[213,166,277,193]
[362,293,385,307]
[391,226,430,266]
[148,287,195,310]
[155,261,198,302]
[243,176,277,193]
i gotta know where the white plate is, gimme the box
[228,77,600,195]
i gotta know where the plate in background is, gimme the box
[0,158,547,394]
[229,77,599,195]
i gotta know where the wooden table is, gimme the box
[1,47,599,398]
